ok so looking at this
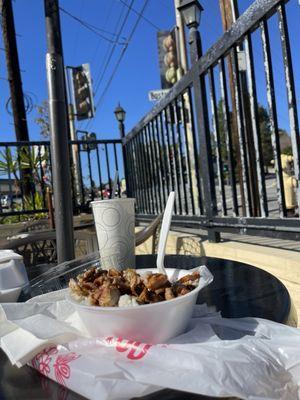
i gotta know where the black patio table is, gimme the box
[0,254,296,400]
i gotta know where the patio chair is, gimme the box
[0,214,162,269]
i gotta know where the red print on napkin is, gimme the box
[30,346,58,376]
[106,337,153,360]
[53,353,81,386]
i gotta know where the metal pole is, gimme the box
[0,0,29,142]
[219,0,260,216]
[175,1,200,214]
[44,0,74,263]
[68,103,82,206]
[188,24,220,242]
[174,0,188,75]
[1,0,32,196]
[219,0,245,216]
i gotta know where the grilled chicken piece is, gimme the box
[145,273,169,291]
[165,287,175,300]
[88,286,120,307]
[178,272,200,286]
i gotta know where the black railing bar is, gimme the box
[16,147,25,210]
[209,221,300,233]
[175,97,189,215]
[112,143,121,198]
[231,47,251,216]
[104,144,112,198]
[244,34,269,218]
[158,113,170,204]
[169,103,183,215]
[260,19,286,217]
[278,3,300,214]
[141,127,155,214]
[195,0,288,76]
[124,141,133,200]
[27,145,36,211]
[136,213,300,230]
[186,86,204,215]
[211,216,300,228]
[146,123,159,214]
[154,115,167,207]
[150,119,163,212]
[159,112,172,199]
[38,144,47,208]
[132,136,144,213]
[69,139,122,145]
[180,92,195,216]
[46,143,54,189]
[86,148,94,201]
[208,67,227,217]
[76,144,86,205]
[125,0,287,146]
[125,83,194,144]
[137,134,149,213]
[0,208,49,217]
[0,139,122,147]
[95,145,104,200]
[162,108,177,215]
[0,141,51,146]
[209,226,300,241]
[69,143,77,207]
[192,68,219,241]
[137,130,150,214]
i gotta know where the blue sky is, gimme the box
[0,0,299,144]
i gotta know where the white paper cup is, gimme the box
[91,198,135,270]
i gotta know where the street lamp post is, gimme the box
[114,103,131,198]
[177,0,203,61]
[178,0,220,242]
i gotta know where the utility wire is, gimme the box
[84,0,136,131]
[119,0,160,30]
[59,6,128,45]
[77,0,120,130]
[92,0,135,100]
[89,0,150,130]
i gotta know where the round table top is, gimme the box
[0,254,293,400]
[136,255,291,324]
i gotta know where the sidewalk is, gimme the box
[136,227,300,326]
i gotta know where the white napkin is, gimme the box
[0,291,85,367]
[0,289,218,368]
[2,290,300,400]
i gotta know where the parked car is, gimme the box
[0,195,10,209]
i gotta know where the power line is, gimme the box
[82,0,135,131]
[91,0,135,100]
[72,0,84,60]
[77,1,122,130]
[83,0,135,131]
[119,0,160,30]
[89,0,150,130]
[59,6,128,45]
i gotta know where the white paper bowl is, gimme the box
[66,266,213,343]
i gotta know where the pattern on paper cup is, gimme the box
[92,199,135,270]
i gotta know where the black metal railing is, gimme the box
[124,0,300,241]
[0,138,123,220]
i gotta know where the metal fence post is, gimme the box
[119,123,132,198]
[186,12,220,242]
